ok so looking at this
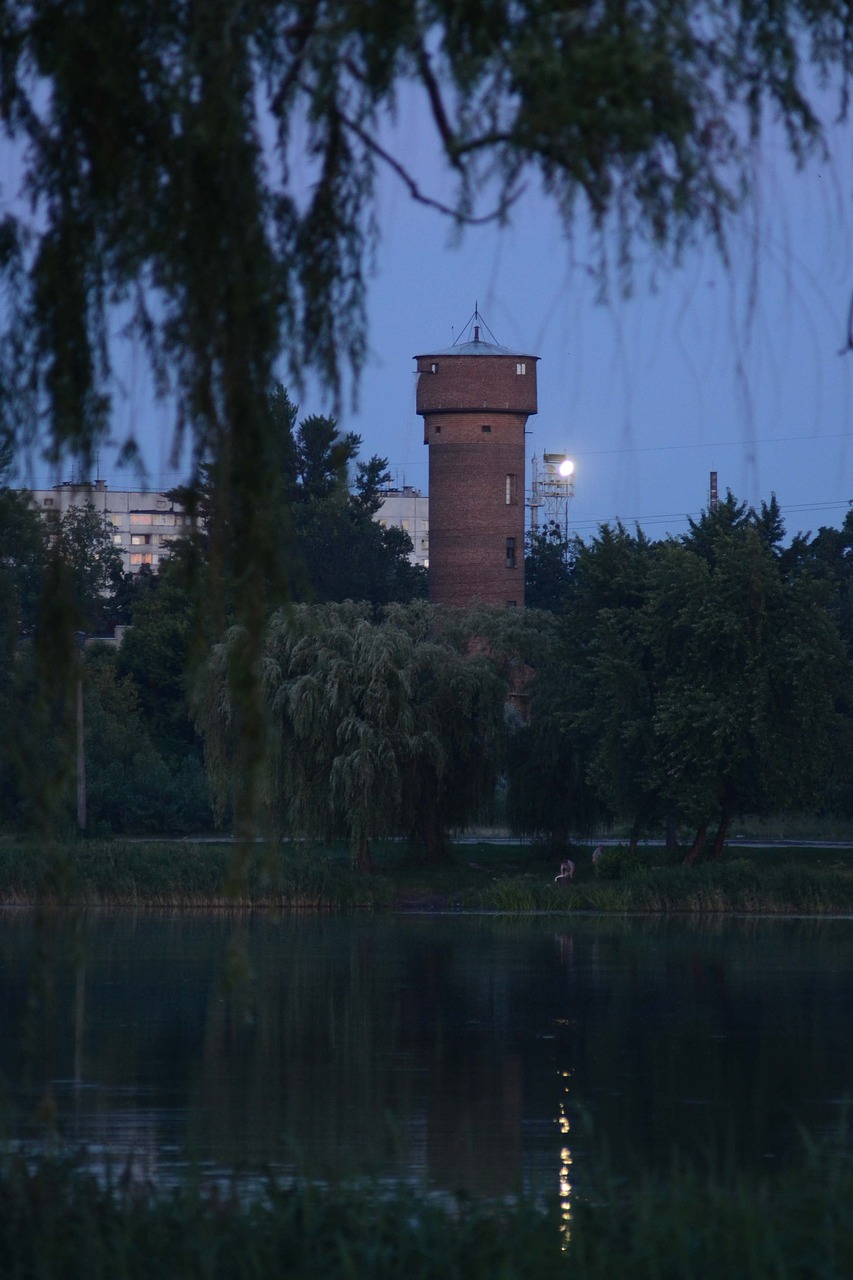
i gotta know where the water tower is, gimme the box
[415,309,538,608]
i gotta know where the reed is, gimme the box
[0,838,851,913]
[0,1135,850,1279]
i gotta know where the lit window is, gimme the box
[131,534,150,546]
[112,534,123,545]
[401,519,410,532]
[130,514,152,525]
[430,362,438,373]
[130,552,154,565]
[506,537,517,569]
[505,474,518,505]
[516,362,526,375]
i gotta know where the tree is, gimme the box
[198,603,506,871]
[645,519,848,860]
[510,522,663,847]
[2,3,850,833]
[52,502,125,633]
[524,522,573,613]
[84,644,212,835]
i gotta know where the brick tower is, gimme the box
[415,313,538,608]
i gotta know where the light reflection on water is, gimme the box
[0,911,851,1197]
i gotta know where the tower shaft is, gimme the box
[415,346,538,608]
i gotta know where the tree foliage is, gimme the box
[2,1,850,835]
[198,602,507,870]
[509,496,852,857]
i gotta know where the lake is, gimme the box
[0,910,851,1199]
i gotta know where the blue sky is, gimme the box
[20,86,853,546]
[335,98,853,544]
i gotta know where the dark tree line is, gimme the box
[4,450,852,862]
[517,493,853,858]
[0,400,424,836]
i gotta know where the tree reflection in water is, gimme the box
[0,912,851,1195]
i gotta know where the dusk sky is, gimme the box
[22,84,853,546]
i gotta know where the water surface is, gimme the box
[1,911,851,1196]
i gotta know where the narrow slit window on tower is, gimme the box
[430,362,438,373]
[516,362,526,375]
[506,537,517,569]
[505,474,518,505]
[481,424,492,434]
[435,424,441,434]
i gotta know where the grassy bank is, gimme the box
[0,837,852,912]
[0,1137,851,1278]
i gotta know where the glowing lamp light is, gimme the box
[558,459,575,478]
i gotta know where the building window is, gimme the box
[130,514,152,525]
[112,534,123,546]
[516,362,526,375]
[130,552,154,565]
[430,362,438,373]
[481,424,492,434]
[43,497,54,507]
[131,534,151,546]
[506,537,517,569]
[505,474,518,505]
[507,600,517,608]
[435,425,441,434]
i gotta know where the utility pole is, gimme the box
[74,631,87,832]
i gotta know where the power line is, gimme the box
[568,498,851,533]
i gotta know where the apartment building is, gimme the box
[376,486,429,568]
[28,480,189,574]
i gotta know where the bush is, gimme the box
[593,845,642,880]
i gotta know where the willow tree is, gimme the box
[198,602,506,871]
[2,1,851,830]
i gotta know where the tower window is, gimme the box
[430,362,438,373]
[434,425,441,434]
[516,362,526,375]
[481,424,492,434]
[505,474,518,505]
[506,537,517,569]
